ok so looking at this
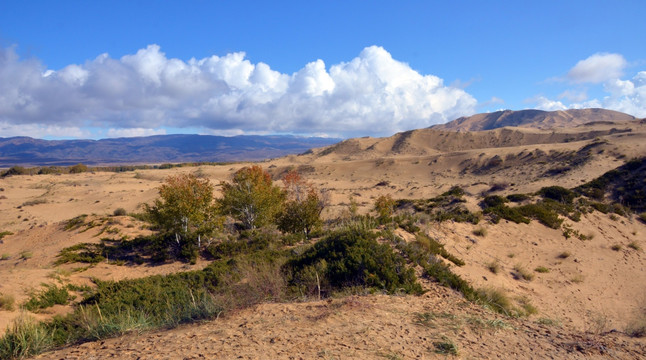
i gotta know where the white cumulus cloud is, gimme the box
[567,53,626,84]
[0,45,477,138]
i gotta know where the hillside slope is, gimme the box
[432,108,636,131]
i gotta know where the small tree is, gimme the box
[374,194,395,224]
[278,170,326,238]
[218,165,285,230]
[145,173,219,262]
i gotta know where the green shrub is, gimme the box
[415,233,464,266]
[538,186,577,204]
[23,284,73,311]
[534,266,550,273]
[482,195,507,208]
[0,231,13,241]
[433,338,458,355]
[113,208,127,216]
[506,193,530,202]
[518,202,563,229]
[285,228,422,297]
[64,214,89,231]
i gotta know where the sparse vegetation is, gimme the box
[485,260,500,274]
[627,241,641,251]
[0,293,16,311]
[472,227,487,237]
[19,251,33,260]
[113,208,127,216]
[512,264,534,281]
[23,284,74,311]
[0,230,14,241]
[611,244,622,251]
[534,266,549,273]
[433,337,458,355]
[557,251,571,259]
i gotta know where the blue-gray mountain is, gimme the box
[0,134,340,167]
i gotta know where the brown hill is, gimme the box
[432,108,636,131]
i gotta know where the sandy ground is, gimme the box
[35,289,646,360]
[0,120,645,358]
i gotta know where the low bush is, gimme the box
[506,193,530,202]
[113,208,127,216]
[538,186,577,204]
[285,227,423,297]
[23,284,74,311]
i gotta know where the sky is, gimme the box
[0,1,645,140]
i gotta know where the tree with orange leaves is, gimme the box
[278,170,326,238]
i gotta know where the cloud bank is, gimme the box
[0,45,477,138]
[535,53,645,117]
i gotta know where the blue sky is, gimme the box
[0,1,644,139]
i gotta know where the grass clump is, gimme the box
[23,284,74,312]
[472,227,487,237]
[557,251,571,259]
[512,264,534,281]
[0,315,53,359]
[0,231,13,241]
[0,293,16,311]
[1,253,10,260]
[19,251,33,260]
[485,261,500,274]
[611,244,622,251]
[433,337,458,355]
[534,266,549,273]
[628,241,641,251]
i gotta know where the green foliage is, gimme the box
[68,163,89,174]
[113,208,127,216]
[0,315,53,359]
[538,186,577,204]
[0,230,13,241]
[277,171,324,238]
[534,266,550,273]
[55,243,106,265]
[145,173,220,262]
[434,338,458,355]
[415,233,464,266]
[577,157,646,212]
[396,186,479,225]
[285,227,422,297]
[373,194,396,224]
[1,166,30,177]
[64,214,89,231]
[218,165,285,230]
[506,193,530,202]
[23,284,74,311]
[482,195,507,208]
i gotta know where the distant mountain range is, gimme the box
[0,134,340,167]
